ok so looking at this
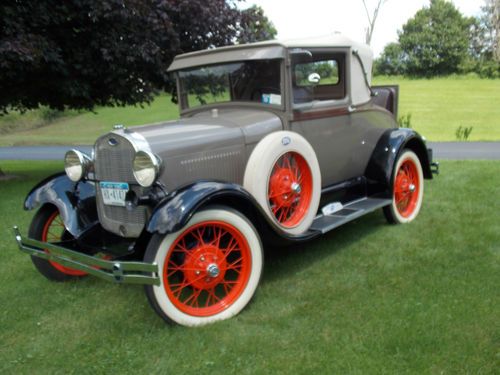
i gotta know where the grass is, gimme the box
[0,94,178,146]
[0,160,498,374]
[0,76,499,146]
[373,75,500,141]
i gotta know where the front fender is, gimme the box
[24,173,98,238]
[146,181,319,242]
[365,128,432,189]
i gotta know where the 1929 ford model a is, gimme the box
[14,34,435,326]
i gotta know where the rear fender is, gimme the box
[365,128,432,190]
[24,173,98,237]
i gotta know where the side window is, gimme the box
[292,51,345,104]
[295,60,339,87]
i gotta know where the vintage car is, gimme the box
[14,34,436,327]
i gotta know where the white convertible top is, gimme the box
[168,33,373,106]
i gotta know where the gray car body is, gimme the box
[25,35,430,243]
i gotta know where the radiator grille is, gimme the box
[94,134,148,238]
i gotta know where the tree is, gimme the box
[398,0,473,76]
[361,0,388,45]
[474,0,500,62]
[237,5,277,44]
[0,0,275,114]
[374,42,406,75]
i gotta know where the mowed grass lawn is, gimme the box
[0,76,499,146]
[0,160,498,374]
[373,76,500,141]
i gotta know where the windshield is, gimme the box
[178,59,282,109]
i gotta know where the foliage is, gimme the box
[374,42,406,75]
[476,59,500,77]
[0,0,275,114]
[474,0,500,62]
[0,160,499,373]
[398,0,473,76]
[375,0,500,78]
[455,125,474,141]
[464,0,500,78]
[237,5,277,44]
[397,112,412,129]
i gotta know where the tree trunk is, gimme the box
[362,0,387,45]
[495,0,500,62]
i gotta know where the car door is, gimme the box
[289,49,385,187]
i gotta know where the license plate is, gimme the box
[100,182,129,207]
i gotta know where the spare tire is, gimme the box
[244,131,321,235]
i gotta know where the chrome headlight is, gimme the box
[133,150,161,187]
[64,149,92,182]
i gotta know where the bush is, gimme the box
[477,60,500,78]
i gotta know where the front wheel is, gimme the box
[383,149,424,224]
[29,205,88,281]
[144,208,263,326]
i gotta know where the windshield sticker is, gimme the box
[262,93,282,106]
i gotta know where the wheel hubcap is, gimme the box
[207,263,220,278]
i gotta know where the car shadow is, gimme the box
[260,210,388,284]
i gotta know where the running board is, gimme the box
[310,198,392,234]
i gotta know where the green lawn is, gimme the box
[0,94,178,146]
[0,160,498,373]
[0,76,498,146]
[373,75,500,141]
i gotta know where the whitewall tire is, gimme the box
[383,149,424,224]
[144,208,263,326]
[244,131,321,235]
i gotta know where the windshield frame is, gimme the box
[175,58,286,114]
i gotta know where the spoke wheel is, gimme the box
[145,208,263,326]
[384,149,424,224]
[243,131,321,236]
[394,159,420,218]
[42,211,88,276]
[268,152,313,228]
[29,206,87,281]
[164,221,251,317]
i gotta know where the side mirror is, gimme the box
[308,73,321,84]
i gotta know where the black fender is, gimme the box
[365,128,432,192]
[24,172,98,238]
[146,181,320,243]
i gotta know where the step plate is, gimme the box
[310,198,391,234]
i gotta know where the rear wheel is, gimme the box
[144,208,263,326]
[383,149,424,224]
[29,205,87,281]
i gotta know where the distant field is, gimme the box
[0,160,498,373]
[0,76,498,145]
[373,75,500,141]
[0,94,178,146]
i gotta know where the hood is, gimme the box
[128,108,283,157]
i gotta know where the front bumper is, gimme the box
[13,226,160,286]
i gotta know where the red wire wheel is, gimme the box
[162,221,252,317]
[42,211,88,276]
[394,158,421,218]
[384,149,424,224]
[268,152,313,228]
